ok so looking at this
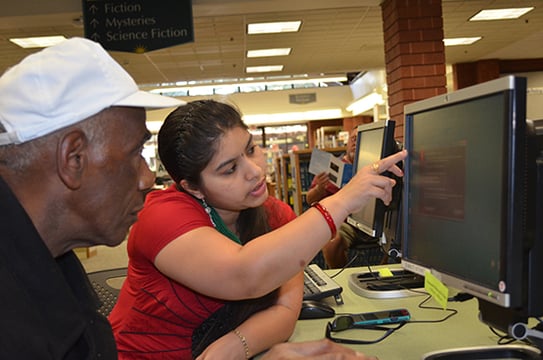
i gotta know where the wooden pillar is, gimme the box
[343,115,373,131]
[452,59,500,90]
[453,58,543,90]
[381,0,447,139]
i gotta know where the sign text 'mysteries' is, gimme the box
[83,0,193,53]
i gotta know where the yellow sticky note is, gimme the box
[424,271,449,309]
[378,268,394,278]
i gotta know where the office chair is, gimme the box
[87,267,127,317]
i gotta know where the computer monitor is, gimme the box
[346,120,401,240]
[402,75,543,349]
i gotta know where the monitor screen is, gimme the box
[346,120,399,239]
[401,75,543,336]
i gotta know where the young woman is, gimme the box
[109,100,406,359]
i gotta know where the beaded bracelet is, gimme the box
[311,202,337,239]
[233,329,250,359]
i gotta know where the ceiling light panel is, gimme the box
[443,37,482,46]
[9,35,67,48]
[247,48,292,58]
[246,65,284,73]
[247,21,301,34]
[469,7,534,21]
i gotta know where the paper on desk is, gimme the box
[308,148,353,188]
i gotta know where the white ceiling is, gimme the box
[1,0,542,90]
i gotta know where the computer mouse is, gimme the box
[298,300,336,320]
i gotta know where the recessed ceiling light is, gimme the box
[469,7,534,21]
[443,37,482,46]
[247,21,301,34]
[246,65,284,73]
[9,35,67,48]
[247,48,292,58]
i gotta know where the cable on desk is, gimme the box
[328,242,389,279]
[327,254,358,279]
[404,295,459,324]
[490,327,518,345]
[490,316,543,347]
[325,319,407,345]
[328,260,380,280]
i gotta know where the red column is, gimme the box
[381,0,447,139]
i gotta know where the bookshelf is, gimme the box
[272,155,283,199]
[278,153,293,208]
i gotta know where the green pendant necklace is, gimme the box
[198,198,241,245]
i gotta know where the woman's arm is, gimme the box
[196,272,304,360]
[155,150,407,300]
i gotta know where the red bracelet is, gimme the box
[311,202,337,239]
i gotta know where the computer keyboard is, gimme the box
[303,264,343,301]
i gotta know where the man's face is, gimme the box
[346,127,358,163]
[77,107,155,247]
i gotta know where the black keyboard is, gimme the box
[303,264,343,301]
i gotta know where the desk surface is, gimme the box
[290,264,509,360]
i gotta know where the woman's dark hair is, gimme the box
[159,100,279,356]
[158,99,270,242]
[158,99,246,186]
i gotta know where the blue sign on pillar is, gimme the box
[83,0,193,53]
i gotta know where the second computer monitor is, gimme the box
[402,76,543,337]
[346,120,399,239]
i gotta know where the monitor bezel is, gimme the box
[346,119,396,238]
[401,75,528,309]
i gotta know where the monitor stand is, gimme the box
[422,344,541,359]
[348,268,425,299]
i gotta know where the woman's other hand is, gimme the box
[261,339,379,360]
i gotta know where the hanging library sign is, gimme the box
[289,93,317,105]
[82,0,193,53]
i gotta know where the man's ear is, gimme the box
[57,130,88,190]
[179,179,203,199]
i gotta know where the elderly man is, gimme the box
[0,37,183,358]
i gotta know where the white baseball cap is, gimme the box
[0,37,184,145]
